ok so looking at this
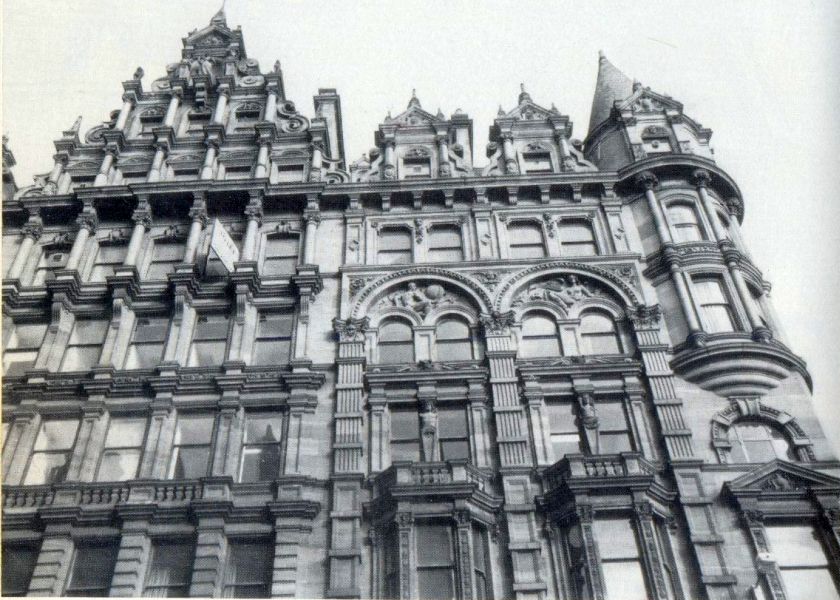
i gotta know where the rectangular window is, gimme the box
[168,415,214,479]
[96,418,146,482]
[472,524,492,600]
[124,316,169,369]
[253,313,293,365]
[32,248,68,286]
[438,406,469,461]
[508,222,545,259]
[428,226,464,263]
[222,540,274,598]
[239,412,284,482]
[416,523,456,600]
[594,517,648,600]
[3,323,47,376]
[597,400,633,454]
[1,544,39,597]
[377,228,412,265]
[262,235,299,276]
[60,318,108,372]
[186,112,211,134]
[143,540,195,598]
[224,165,252,180]
[146,240,184,280]
[89,244,127,282]
[403,158,432,179]
[559,221,598,256]
[65,543,119,597]
[187,314,230,367]
[23,419,79,485]
[693,277,736,333]
[766,524,840,600]
[390,408,421,463]
[545,398,582,458]
[276,164,305,183]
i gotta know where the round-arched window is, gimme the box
[729,421,794,463]
[435,317,472,361]
[520,313,561,357]
[579,311,621,355]
[378,319,414,364]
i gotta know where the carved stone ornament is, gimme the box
[757,472,803,492]
[627,304,662,329]
[472,271,503,289]
[635,171,659,191]
[348,277,369,298]
[382,164,396,180]
[375,282,459,317]
[332,317,370,342]
[479,310,516,334]
[21,218,44,241]
[405,146,431,159]
[510,275,598,309]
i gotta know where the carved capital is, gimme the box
[626,304,662,329]
[691,168,712,189]
[244,202,263,224]
[188,202,209,226]
[76,210,99,232]
[743,509,765,526]
[333,316,370,342]
[21,217,44,241]
[635,170,659,192]
[479,310,516,335]
[132,204,152,230]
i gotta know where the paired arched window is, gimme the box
[580,311,622,355]
[520,313,561,357]
[435,317,472,361]
[508,222,546,258]
[378,318,415,364]
[667,203,704,243]
[729,421,794,463]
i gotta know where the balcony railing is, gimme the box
[542,452,657,491]
[374,460,492,496]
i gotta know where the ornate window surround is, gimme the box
[724,460,840,600]
[711,398,815,464]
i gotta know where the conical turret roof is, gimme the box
[588,51,634,134]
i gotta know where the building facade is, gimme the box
[2,9,839,600]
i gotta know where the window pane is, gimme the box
[224,541,273,596]
[193,315,229,340]
[767,525,830,567]
[152,242,185,261]
[779,569,840,600]
[580,313,614,334]
[104,418,146,448]
[601,561,648,600]
[380,341,415,364]
[438,407,467,438]
[440,440,470,461]
[69,319,109,344]
[390,410,420,440]
[61,346,101,372]
[134,317,170,342]
[240,447,282,482]
[379,229,412,251]
[187,340,226,367]
[258,314,293,338]
[124,343,164,369]
[34,420,79,451]
[437,340,472,362]
[418,568,455,600]
[522,314,557,336]
[145,541,195,596]
[509,223,543,245]
[436,318,469,340]
[7,324,47,349]
[171,447,210,479]
[560,223,595,243]
[703,305,736,333]
[594,518,639,559]
[175,416,214,445]
[694,278,727,304]
[67,544,118,595]
[253,339,291,365]
[510,244,546,259]
[380,320,413,342]
[390,440,420,462]
[430,227,462,249]
[416,524,453,566]
[24,453,71,485]
[2,545,39,596]
[97,449,141,482]
[245,414,283,444]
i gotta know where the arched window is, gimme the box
[520,313,561,357]
[508,222,546,259]
[428,225,464,262]
[729,421,794,463]
[435,317,472,361]
[580,311,622,355]
[667,204,704,242]
[378,319,414,364]
[377,228,412,265]
[559,220,598,256]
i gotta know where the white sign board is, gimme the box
[209,218,240,273]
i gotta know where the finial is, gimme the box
[408,88,421,108]
[497,105,505,117]
[273,60,282,73]
[550,102,559,114]
[633,79,642,91]
[211,0,227,25]
[518,83,532,105]
[133,66,144,80]
[598,49,606,61]
[70,115,82,133]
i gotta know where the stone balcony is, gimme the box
[542,452,658,497]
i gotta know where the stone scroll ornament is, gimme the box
[375,283,459,317]
[510,275,601,309]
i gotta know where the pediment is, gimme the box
[387,105,442,128]
[503,100,555,122]
[726,460,840,495]
[616,88,683,115]
[185,24,236,49]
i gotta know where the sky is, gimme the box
[3,1,839,451]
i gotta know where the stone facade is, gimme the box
[2,9,839,600]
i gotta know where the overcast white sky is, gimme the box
[3,1,839,450]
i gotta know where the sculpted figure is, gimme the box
[565,275,593,301]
